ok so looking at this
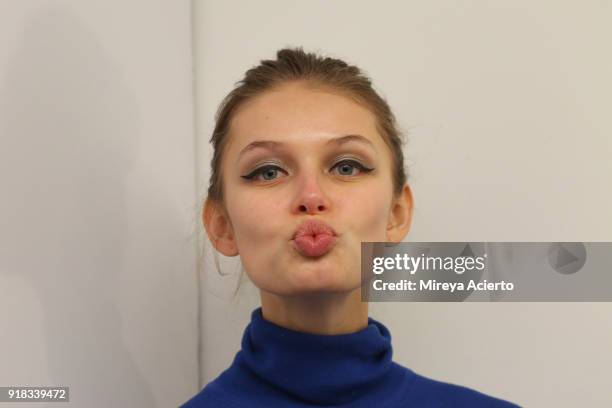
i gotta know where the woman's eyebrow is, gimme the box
[238,134,375,158]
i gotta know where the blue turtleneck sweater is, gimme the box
[182,307,520,407]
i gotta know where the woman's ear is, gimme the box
[202,198,239,256]
[386,184,414,243]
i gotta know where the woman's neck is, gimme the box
[260,287,369,335]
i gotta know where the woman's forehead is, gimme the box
[227,84,383,154]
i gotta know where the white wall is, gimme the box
[193,1,612,407]
[0,1,198,407]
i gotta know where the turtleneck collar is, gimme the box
[237,307,400,405]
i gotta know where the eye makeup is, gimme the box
[240,155,375,182]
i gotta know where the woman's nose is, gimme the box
[291,171,331,215]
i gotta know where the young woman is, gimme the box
[183,47,519,407]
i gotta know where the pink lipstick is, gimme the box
[291,219,338,258]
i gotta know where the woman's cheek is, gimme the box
[230,196,283,252]
[356,191,391,241]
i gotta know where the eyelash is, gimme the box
[241,159,374,182]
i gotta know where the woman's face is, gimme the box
[216,81,406,296]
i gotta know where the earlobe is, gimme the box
[203,199,239,256]
[386,184,414,243]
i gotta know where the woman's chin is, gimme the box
[281,267,361,295]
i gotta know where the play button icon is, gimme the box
[547,242,587,275]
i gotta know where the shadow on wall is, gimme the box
[0,5,156,407]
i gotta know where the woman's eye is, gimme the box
[331,159,374,177]
[241,165,286,182]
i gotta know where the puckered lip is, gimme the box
[291,219,337,240]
